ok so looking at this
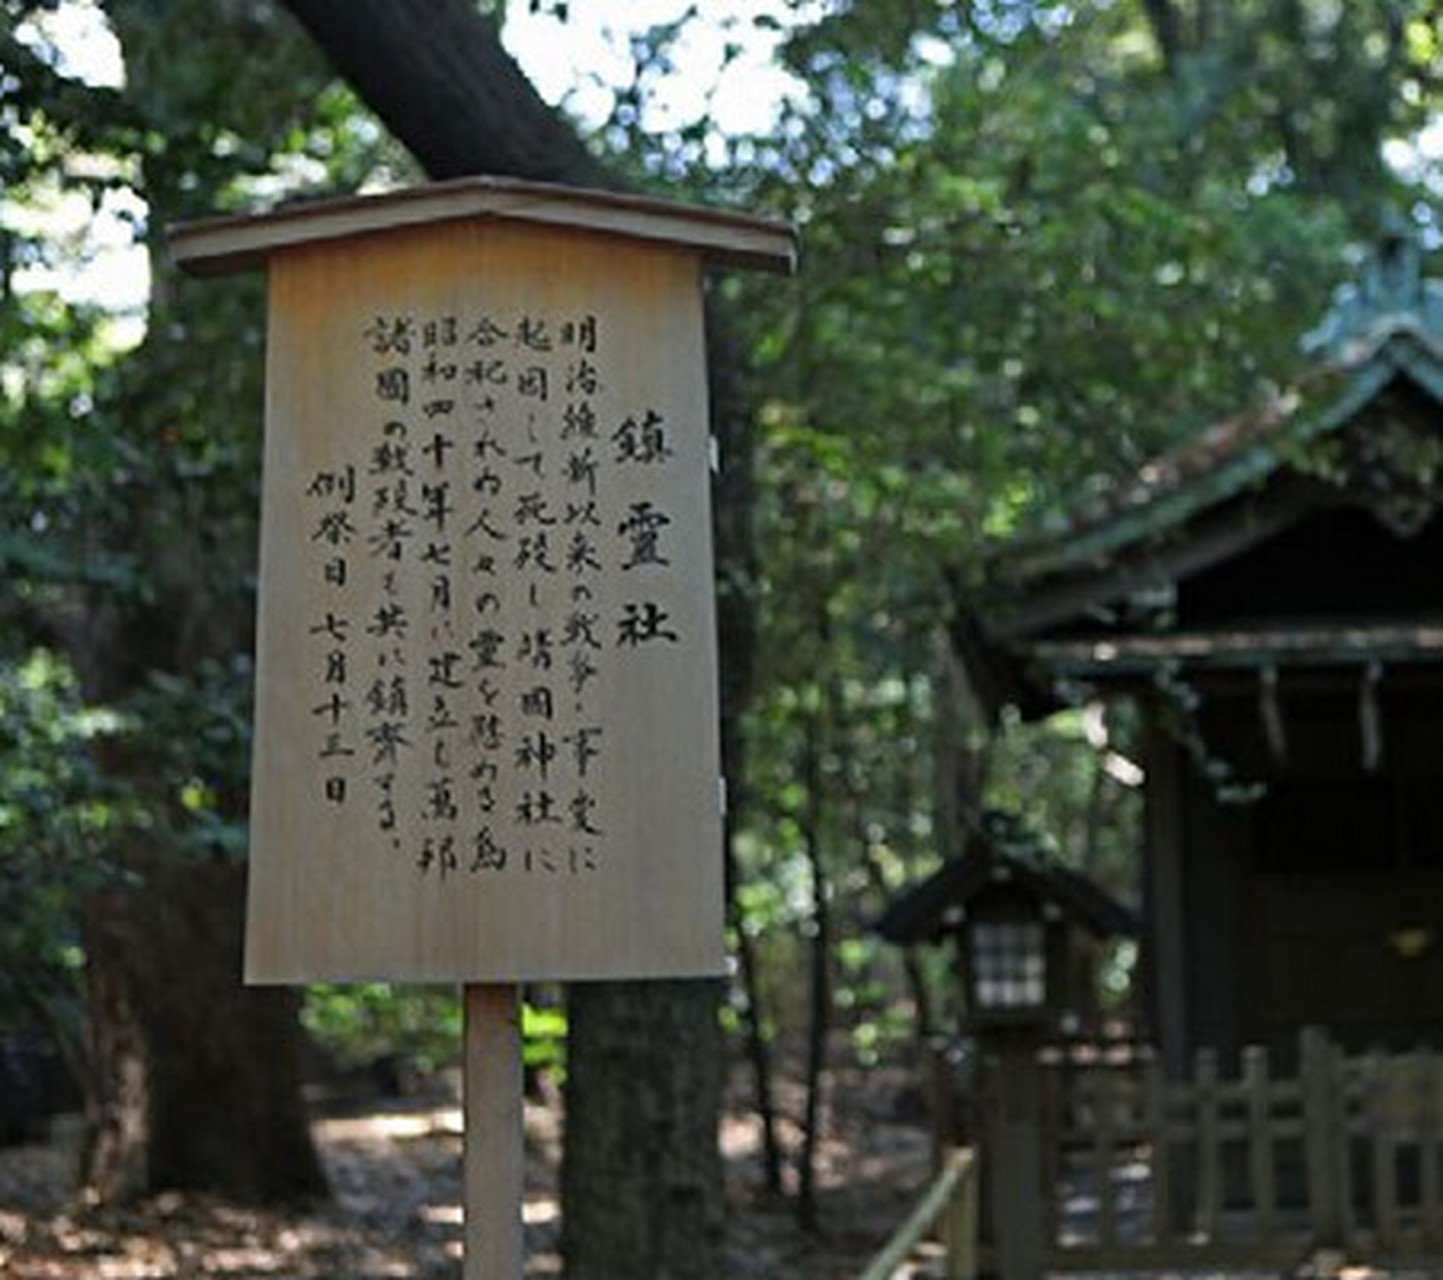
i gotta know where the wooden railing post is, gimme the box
[857,1147,977,1280]
[953,1033,1443,1270]
[942,1148,980,1280]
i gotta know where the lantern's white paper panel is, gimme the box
[244,218,726,982]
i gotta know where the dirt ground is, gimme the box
[0,1063,936,1279]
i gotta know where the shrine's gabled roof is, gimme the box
[958,227,1443,717]
[969,223,1443,649]
[1002,227,1443,590]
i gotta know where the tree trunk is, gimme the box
[63,0,329,1208]
[279,0,611,188]
[1139,0,1185,71]
[561,980,725,1279]
[712,289,782,1195]
[796,697,831,1232]
[858,842,935,1044]
[82,858,325,1204]
[728,891,785,1196]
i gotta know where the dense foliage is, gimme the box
[2,0,1441,1215]
[667,0,1424,1072]
[586,3,1438,1188]
[1,0,411,1065]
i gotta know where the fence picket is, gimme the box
[1243,1045,1275,1242]
[1194,1048,1222,1243]
[1421,1049,1442,1247]
[1366,1051,1400,1250]
[1300,1027,1339,1246]
[1144,1056,1171,1247]
[1095,1066,1118,1247]
[1338,1047,1358,1248]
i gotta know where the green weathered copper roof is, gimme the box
[997,228,1443,590]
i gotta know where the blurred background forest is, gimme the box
[2,0,1442,1275]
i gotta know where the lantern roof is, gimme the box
[874,811,1138,947]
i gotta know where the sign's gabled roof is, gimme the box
[170,175,799,277]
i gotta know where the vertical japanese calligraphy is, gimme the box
[246,218,726,982]
[299,301,657,882]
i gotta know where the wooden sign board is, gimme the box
[172,178,796,985]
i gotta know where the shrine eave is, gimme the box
[957,232,1443,723]
[169,175,799,278]
[1004,327,1443,587]
[1023,622,1443,680]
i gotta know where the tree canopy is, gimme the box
[2,0,1440,1264]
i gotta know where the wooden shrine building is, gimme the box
[958,227,1443,1076]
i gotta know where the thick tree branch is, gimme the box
[1139,0,1184,72]
[278,0,615,188]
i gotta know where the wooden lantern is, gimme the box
[876,824,1138,1037]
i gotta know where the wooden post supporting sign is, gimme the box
[173,178,795,1275]
[465,984,523,1277]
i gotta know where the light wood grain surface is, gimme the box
[245,217,725,983]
